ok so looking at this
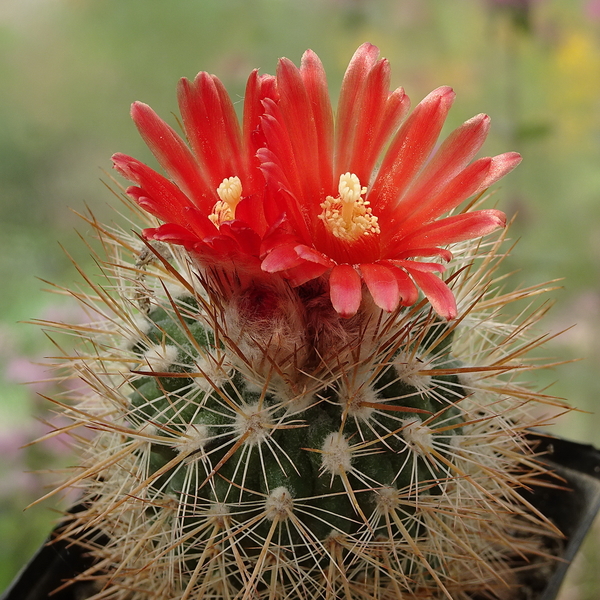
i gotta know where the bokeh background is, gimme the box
[1,0,599,596]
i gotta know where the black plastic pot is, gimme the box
[522,433,600,600]
[2,433,599,600]
[0,514,99,600]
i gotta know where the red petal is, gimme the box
[143,223,202,250]
[257,143,295,200]
[276,57,325,209]
[360,263,400,312]
[394,247,453,262]
[282,261,330,287]
[213,76,247,176]
[218,221,262,256]
[177,73,243,191]
[259,108,312,243]
[391,260,446,274]
[242,70,278,192]
[112,154,214,239]
[300,49,334,193]
[329,264,362,318]
[391,157,494,239]
[406,268,457,320]
[294,245,335,268]
[396,113,491,221]
[396,152,520,238]
[234,193,267,236]
[260,214,299,256]
[399,210,506,250]
[343,57,410,184]
[389,267,419,307]
[261,244,305,273]
[473,152,522,194]
[335,43,381,176]
[205,234,241,256]
[362,85,410,183]
[369,86,456,217]
[130,102,212,210]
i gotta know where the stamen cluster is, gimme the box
[210,176,243,227]
[319,173,380,242]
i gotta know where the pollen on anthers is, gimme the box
[209,176,243,228]
[319,172,380,242]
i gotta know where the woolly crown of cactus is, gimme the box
[37,44,568,600]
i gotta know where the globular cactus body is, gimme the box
[44,230,564,600]
[131,300,463,541]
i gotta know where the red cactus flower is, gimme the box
[258,43,521,319]
[112,69,278,267]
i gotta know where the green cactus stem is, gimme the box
[35,215,568,600]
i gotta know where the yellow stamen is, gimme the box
[209,176,243,228]
[319,172,380,242]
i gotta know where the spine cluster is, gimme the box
[42,206,565,600]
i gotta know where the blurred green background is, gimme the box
[1,0,599,597]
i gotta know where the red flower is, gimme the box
[258,44,520,319]
[112,69,278,266]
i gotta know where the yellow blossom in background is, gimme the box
[553,29,600,145]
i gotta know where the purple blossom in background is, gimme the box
[1,299,92,503]
[585,0,600,20]
[5,357,53,395]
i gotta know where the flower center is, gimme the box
[319,173,380,242]
[209,176,243,228]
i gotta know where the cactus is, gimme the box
[39,44,568,600]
